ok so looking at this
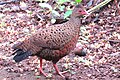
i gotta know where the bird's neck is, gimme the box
[69,17,81,27]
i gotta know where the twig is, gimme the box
[0,0,21,5]
[87,0,112,14]
[105,39,120,43]
[114,0,120,15]
[84,0,112,19]
[110,52,120,56]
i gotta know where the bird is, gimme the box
[12,4,87,78]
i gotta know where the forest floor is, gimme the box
[0,0,120,80]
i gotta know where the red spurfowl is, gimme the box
[12,4,87,78]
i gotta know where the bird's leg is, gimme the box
[53,64,65,78]
[39,58,47,77]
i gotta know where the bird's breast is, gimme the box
[37,33,79,63]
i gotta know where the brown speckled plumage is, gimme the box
[12,4,87,77]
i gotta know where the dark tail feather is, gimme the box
[13,49,32,62]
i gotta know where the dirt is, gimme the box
[0,0,120,80]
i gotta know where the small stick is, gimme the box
[87,0,112,13]
[104,39,120,43]
[0,0,21,5]
[84,0,112,19]
[114,0,120,15]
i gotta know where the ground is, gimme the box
[0,0,120,80]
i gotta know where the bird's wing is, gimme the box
[29,24,74,50]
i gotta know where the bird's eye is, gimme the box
[79,10,82,12]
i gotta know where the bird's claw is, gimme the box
[39,68,47,77]
[57,72,65,78]
[60,70,68,74]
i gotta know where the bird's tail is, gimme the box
[12,42,32,62]
[12,49,32,62]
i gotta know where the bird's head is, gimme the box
[71,4,88,18]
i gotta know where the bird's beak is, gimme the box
[81,10,88,15]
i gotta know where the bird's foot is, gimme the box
[57,71,65,78]
[60,70,68,74]
[53,64,69,78]
[39,68,47,77]
[56,70,68,78]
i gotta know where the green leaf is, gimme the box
[70,71,76,74]
[52,10,60,17]
[35,0,49,2]
[59,5,65,11]
[64,10,72,19]
[36,76,40,79]
[26,10,33,14]
[75,0,82,3]
[20,1,27,9]
[0,21,6,27]
[39,3,52,11]
[0,13,5,19]
[57,0,70,4]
